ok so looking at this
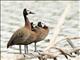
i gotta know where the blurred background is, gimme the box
[1,1,80,60]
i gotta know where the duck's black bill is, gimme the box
[29,11,35,14]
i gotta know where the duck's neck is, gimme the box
[24,15,31,30]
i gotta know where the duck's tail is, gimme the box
[7,40,13,48]
[7,43,10,48]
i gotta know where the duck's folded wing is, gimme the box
[7,29,29,48]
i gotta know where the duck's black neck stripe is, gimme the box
[23,14,31,30]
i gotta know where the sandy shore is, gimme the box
[1,53,80,60]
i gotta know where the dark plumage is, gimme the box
[7,8,49,54]
[32,22,49,51]
[7,8,35,54]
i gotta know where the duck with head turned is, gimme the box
[7,8,34,54]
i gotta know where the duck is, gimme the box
[36,22,49,50]
[37,22,49,40]
[7,8,35,54]
[28,22,49,52]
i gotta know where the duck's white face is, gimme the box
[27,10,35,14]
[41,23,45,27]
[27,10,30,14]
[42,22,48,28]
[40,22,45,27]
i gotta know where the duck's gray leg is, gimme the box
[26,45,28,53]
[34,42,37,52]
[19,45,22,54]
[24,45,28,54]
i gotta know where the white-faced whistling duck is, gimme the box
[37,22,49,40]
[7,8,35,54]
[29,22,49,52]
[36,22,49,51]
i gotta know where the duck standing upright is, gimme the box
[36,22,49,51]
[7,8,34,54]
[37,22,49,41]
[30,22,49,51]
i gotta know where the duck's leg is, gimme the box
[24,45,28,54]
[19,45,22,54]
[26,45,28,53]
[24,45,26,54]
[34,42,37,52]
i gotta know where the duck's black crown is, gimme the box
[38,22,42,27]
[23,8,35,16]
[23,8,28,15]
